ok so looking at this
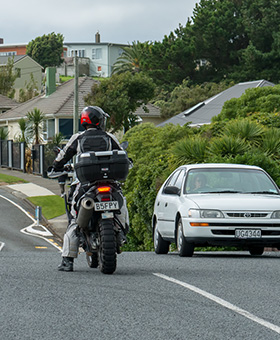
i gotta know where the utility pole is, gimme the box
[73,54,79,134]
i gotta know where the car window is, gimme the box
[174,169,185,190]
[165,170,181,188]
[184,168,279,194]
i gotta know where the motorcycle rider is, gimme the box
[52,106,129,272]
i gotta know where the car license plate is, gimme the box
[235,229,261,239]
[95,201,119,211]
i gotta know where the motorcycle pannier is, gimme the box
[75,150,129,183]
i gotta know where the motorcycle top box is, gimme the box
[75,150,130,183]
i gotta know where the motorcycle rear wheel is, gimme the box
[98,219,117,274]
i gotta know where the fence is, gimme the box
[0,140,26,172]
[0,140,54,177]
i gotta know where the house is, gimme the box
[134,103,165,126]
[0,55,43,101]
[0,94,18,114]
[0,41,27,56]
[0,34,127,78]
[157,80,275,127]
[0,76,99,141]
[61,33,128,77]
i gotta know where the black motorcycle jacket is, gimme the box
[53,127,122,171]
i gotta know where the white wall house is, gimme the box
[62,34,128,77]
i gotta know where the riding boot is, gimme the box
[58,257,74,272]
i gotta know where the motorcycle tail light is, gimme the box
[97,186,111,193]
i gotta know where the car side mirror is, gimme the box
[163,186,180,195]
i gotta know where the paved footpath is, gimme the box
[0,167,67,242]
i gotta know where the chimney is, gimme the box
[95,31,100,43]
[45,67,56,96]
[0,38,3,44]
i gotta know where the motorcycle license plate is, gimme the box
[235,229,261,239]
[95,201,119,211]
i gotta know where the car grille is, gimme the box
[212,230,280,236]
[209,222,280,227]
[226,212,268,218]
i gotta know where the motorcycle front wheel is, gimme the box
[86,253,98,268]
[98,219,117,274]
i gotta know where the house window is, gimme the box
[70,49,85,57]
[92,48,102,59]
[59,119,73,139]
[42,119,54,141]
[0,51,17,56]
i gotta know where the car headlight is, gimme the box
[271,211,280,219]
[188,209,224,218]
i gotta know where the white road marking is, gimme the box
[154,273,280,335]
[21,224,62,252]
[0,242,5,251]
[0,194,36,222]
[0,194,61,252]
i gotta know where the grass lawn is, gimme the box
[27,195,66,220]
[0,174,27,184]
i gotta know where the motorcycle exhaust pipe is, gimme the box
[76,197,95,229]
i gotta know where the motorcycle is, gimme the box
[48,143,131,274]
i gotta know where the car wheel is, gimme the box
[177,218,194,257]
[249,247,264,256]
[154,222,169,254]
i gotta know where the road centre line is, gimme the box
[154,273,280,335]
[0,194,61,252]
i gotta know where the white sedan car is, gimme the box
[152,163,280,256]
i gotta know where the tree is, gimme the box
[84,72,155,132]
[112,41,149,74]
[19,73,39,103]
[155,80,233,118]
[146,24,196,89]
[26,108,45,144]
[215,85,280,121]
[0,127,9,140]
[190,0,247,82]
[15,118,28,143]
[0,57,17,97]
[26,32,64,69]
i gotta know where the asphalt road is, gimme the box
[1,190,280,340]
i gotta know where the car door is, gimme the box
[158,169,185,238]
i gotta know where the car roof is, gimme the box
[179,163,262,171]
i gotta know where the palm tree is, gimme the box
[223,118,264,145]
[112,41,149,74]
[17,118,28,143]
[260,128,280,159]
[208,135,248,158]
[26,108,45,144]
[170,136,208,168]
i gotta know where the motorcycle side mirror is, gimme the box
[121,141,128,150]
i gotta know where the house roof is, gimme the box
[134,103,161,117]
[0,55,43,69]
[0,94,18,110]
[0,77,99,122]
[157,80,275,127]
[64,42,129,47]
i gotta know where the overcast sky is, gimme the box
[1,0,198,45]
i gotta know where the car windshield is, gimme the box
[184,168,279,194]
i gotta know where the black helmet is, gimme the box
[80,106,109,130]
